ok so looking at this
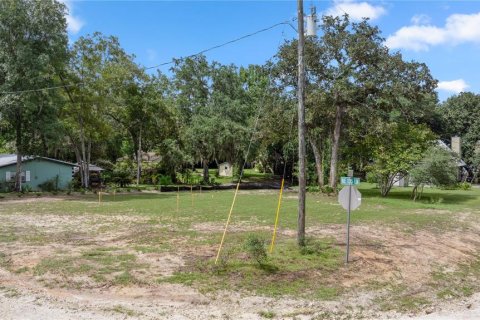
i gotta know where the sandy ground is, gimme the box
[1,197,480,319]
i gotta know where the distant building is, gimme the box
[0,154,75,191]
[218,162,233,177]
[394,138,468,188]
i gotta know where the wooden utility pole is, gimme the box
[297,0,306,246]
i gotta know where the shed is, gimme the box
[0,154,75,191]
[218,162,233,177]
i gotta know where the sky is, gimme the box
[62,0,480,101]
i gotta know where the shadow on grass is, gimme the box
[259,262,279,274]
[359,186,479,205]
[69,192,178,203]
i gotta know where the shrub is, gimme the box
[22,185,32,194]
[458,182,472,190]
[111,169,132,188]
[244,234,267,265]
[38,175,59,192]
[159,175,173,186]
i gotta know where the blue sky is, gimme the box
[63,0,480,100]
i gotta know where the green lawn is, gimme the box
[1,183,480,315]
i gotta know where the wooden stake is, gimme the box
[270,178,285,253]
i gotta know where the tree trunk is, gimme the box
[309,137,324,187]
[137,127,142,186]
[79,115,88,189]
[329,103,343,191]
[15,115,22,192]
[380,173,398,197]
[86,139,91,188]
[203,158,209,184]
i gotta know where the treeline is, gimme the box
[1,0,479,195]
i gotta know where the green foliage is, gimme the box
[410,145,459,200]
[457,182,472,190]
[158,175,173,186]
[367,123,435,197]
[38,175,59,192]
[243,234,268,265]
[437,92,480,166]
[0,0,68,191]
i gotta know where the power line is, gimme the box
[0,18,296,95]
[0,83,83,95]
[145,19,297,70]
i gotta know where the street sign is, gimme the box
[338,185,362,264]
[338,186,362,211]
[340,177,360,186]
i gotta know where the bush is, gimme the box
[366,171,378,184]
[458,182,472,190]
[22,185,32,194]
[38,175,59,192]
[244,234,268,265]
[111,169,132,188]
[158,175,173,186]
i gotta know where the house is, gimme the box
[219,162,233,177]
[394,138,468,187]
[73,163,105,188]
[0,154,75,191]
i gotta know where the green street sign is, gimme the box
[341,177,360,185]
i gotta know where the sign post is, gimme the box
[339,175,361,264]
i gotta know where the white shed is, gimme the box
[218,162,233,177]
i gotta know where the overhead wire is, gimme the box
[0,18,297,95]
[215,27,291,264]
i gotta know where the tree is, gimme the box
[61,32,139,188]
[366,123,435,197]
[0,0,68,191]
[437,92,480,166]
[273,15,437,192]
[409,145,459,200]
[172,57,257,184]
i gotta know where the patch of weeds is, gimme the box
[92,273,107,283]
[315,286,340,300]
[429,259,480,300]
[397,296,431,312]
[33,248,147,288]
[3,287,21,298]
[0,231,17,243]
[113,271,139,286]
[377,293,430,313]
[258,310,276,318]
[0,252,12,268]
[14,266,29,274]
[158,271,205,286]
[105,304,141,317]
[243,234,268,265]
[33,257,80,276]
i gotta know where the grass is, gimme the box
[258,310,276,318]
[105,305,141,317]
[33,247,146,288]
[0,183,480,314]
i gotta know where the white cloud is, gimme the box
[326,0,387,21]
[411,14,431,25]
[386,12,480,51]
[437,79,470,93]
[60,0,84,34]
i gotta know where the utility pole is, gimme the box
[297,0,306,246]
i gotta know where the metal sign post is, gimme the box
[339,176,362,264]
[346,184,352,264]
